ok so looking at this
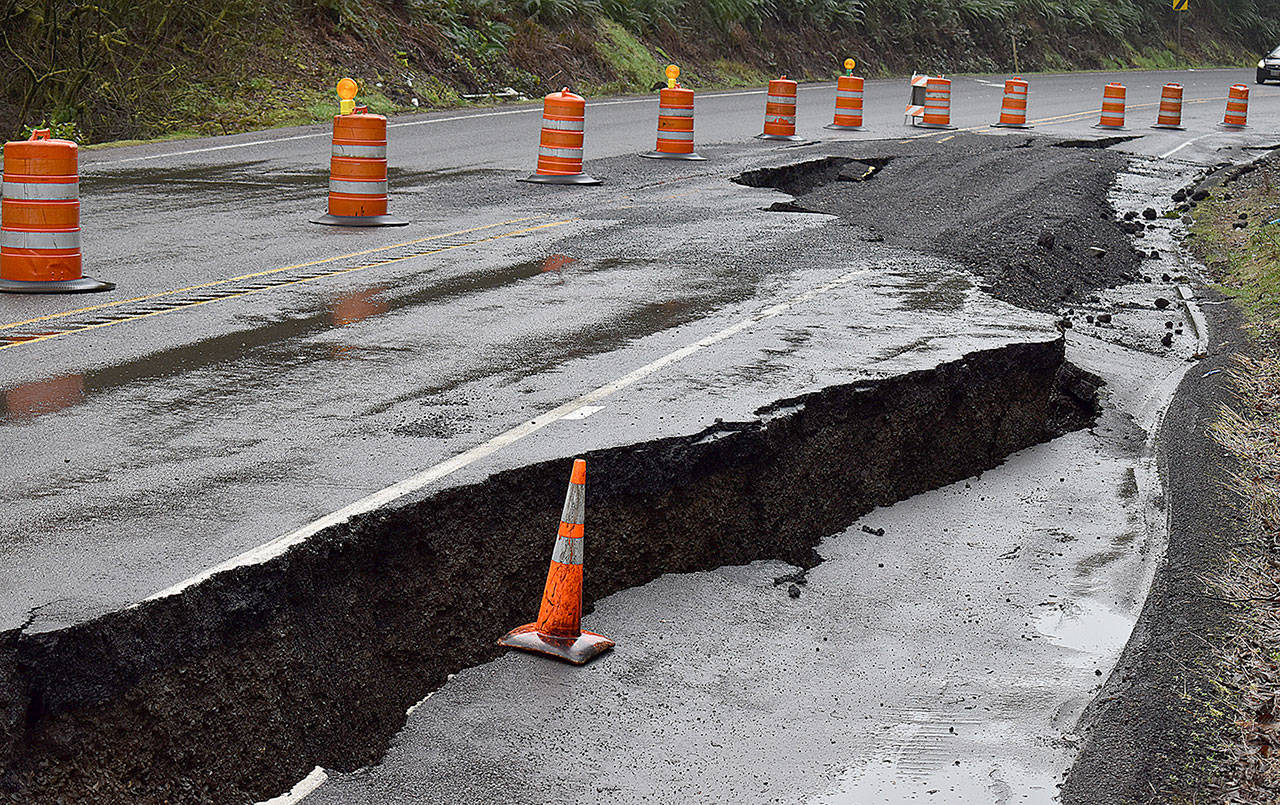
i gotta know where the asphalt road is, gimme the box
[0,69,1267,624]
[0,66,1263,800]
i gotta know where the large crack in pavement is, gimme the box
[0,341,1096,803]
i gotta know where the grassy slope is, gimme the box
[1181,161,1280,801]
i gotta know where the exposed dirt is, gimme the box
[736,135,1147,313]
[0,341,1094,804]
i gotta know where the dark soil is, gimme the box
[736,135,1145,313]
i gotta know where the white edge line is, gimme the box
[86,85,826,166]
[255,767,328,805]
[142,268,872,603]
[1177,284,1210,357]
[1160,133,1212,159]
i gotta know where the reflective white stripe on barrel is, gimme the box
[660,107,694,117]
[3,181,78,200]
[767,115,797,124]
[551,534,583,565]
[656,131,694,141]
[767,95,796,105]
[538,145,584,158]
[332,144,387,158]
[1,230,81,249]
[329,179,387,195]
[541,119,585,131]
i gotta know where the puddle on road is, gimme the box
[1034,597,1135,666]
[3,374,84,421]
[80,163,497,209]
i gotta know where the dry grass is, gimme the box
[1187,158,1280,802]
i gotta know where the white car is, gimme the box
[1258,45,1280,83]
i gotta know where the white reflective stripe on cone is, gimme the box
[657,131,695,141]
[560,483,585,525]
[2,181,78,201]
[766,115,797,124]
[659,107,694,117]
[836,90,862,99]
[551,535,584,565]
[329,179,388,195]
[766,95,796,105]
[332,144,387,158]
[538,145,584,158]
[1,229,81,249]
[541,119,585,131]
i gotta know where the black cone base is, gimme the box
[1152,124,1186,130]
[914,122,955,129]
[498,623,615,665]
[640,151,707,161]
[1220,123,1247,130]
[824,124,863,131]
[518,173,602,185]
[756,133,805,141]
[992,122,1032,129]
[0,276,115,294]
[1093,124,1127,130]
[312,213,409,227]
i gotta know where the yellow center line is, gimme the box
[0,219,576,353]
[0,217,543,332]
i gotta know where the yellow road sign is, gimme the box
[1172,0,1188,12]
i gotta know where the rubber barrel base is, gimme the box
[0,276,115,294]
[1152,124,1186,130]
[498,623,615,665]
[992,122,1032,129]
[1093,124,1127,130]
[640,151,707,161]
[914,123,955,130]
[311,213,410,227]
[823,124,863,131]
[518,173,602,185]
[755,133,805,141]
[1220,123,1247,130]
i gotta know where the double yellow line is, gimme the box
[0,217,575,352]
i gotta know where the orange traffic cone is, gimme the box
[498,458,614,665]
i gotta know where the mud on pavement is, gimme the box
[0,133,1169,803]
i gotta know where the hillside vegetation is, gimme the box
[0,0,1275,144]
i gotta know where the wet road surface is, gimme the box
[0,65,1265,801]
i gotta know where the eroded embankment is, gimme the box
[0,339,1097,804]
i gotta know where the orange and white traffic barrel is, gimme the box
[758,76,803,141]
[917,76,955,129]
[521,88,600,185]
[993,77,1031,128]
[905,73,929,122]
[498,458,614,665]
[1221,84,1249,129]
[826,60,864,131]
[0,130,112,294]
[1095,83,1126,130]
[313,78,408,227]
[1152,83,1185,130]
[642,65,704,161]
